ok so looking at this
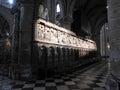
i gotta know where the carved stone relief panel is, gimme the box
[35,19,97,51]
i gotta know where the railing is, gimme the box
[35,19,97,51]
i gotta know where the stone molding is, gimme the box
[35,18,97,51]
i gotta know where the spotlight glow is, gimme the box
[8,0,14,4]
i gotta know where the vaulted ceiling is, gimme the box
[74,0,107,36]
[61,0,107,37]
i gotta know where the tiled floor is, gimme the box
[0,61,109,90]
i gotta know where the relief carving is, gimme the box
[36,19,97,51]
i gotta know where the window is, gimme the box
[55,2,62,25]
[56,3,61,13]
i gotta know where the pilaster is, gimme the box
[60,16,73,30]
[108,0,120,81]
[17,1,34,79]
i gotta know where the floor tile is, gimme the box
[12,89,22,90]
[35,83,45,87]
[46,86,57,90]
[23,84,35,88]
[0,62,108,90]
[33,87,45,90]
[36,80,45,83]
[45,82,56,86]
[56,82,66,86]
[57,86,70,90]
[65,81,76,85]
[12,85,24,89]
[67,85,80,89]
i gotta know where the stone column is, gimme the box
[100,29,104,57]
[62,48,66,72]
[54,47,58,73]
[18,1,34,79]
[108,0,120,79]
[61,48,64,65]
[48,0,56,23]
[11,8,19,64]
[69,48,72,64]
[60,16,73,30]
[92,34,101,58]
[107,0,120,89]
[47,47,55,72]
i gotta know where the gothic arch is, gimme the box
[0,14,12,74]
[0,5,14,35]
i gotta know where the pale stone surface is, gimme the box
[108,0,120,79]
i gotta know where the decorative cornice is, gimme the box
[35,18,97,51]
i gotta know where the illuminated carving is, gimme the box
[35,19,97,51]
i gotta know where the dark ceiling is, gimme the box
[0,15,10,39]
[72,0,107,37]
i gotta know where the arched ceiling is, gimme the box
[74,0,107,36]
[60,0,76,17]
[0,15,10,39]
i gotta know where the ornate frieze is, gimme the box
[35,19,97,51]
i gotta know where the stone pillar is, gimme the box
[38,46,48,78]
[61,48,64,65]
[18,1,34,79]
[47,47,52,68]
[47,47,54,77]
[92,34,101,58]
[54,47,58,73]
[60,16,73,30]
[57,47,63,72]
[100,29,104,57]
[69,48,72,64]
[65,48,68,65]
[66,48,70,66]
[76,49,79,60]
[62,48,65,72]
[31,44,39,74]
[48,0,56,23]
[72,49,74,61]
[12,9,19,65]
[107,0,120,89]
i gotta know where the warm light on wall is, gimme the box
[5,39,11,47]
[107,43,110,49]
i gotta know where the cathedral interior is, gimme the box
[0,0,120,90]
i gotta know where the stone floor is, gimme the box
[0,61,109,90]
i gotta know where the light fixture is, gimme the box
[107,43,110,49]
[106,6,109,9]
[106,27,108,30]
[8,0,14,4]
[6,32,9,36]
